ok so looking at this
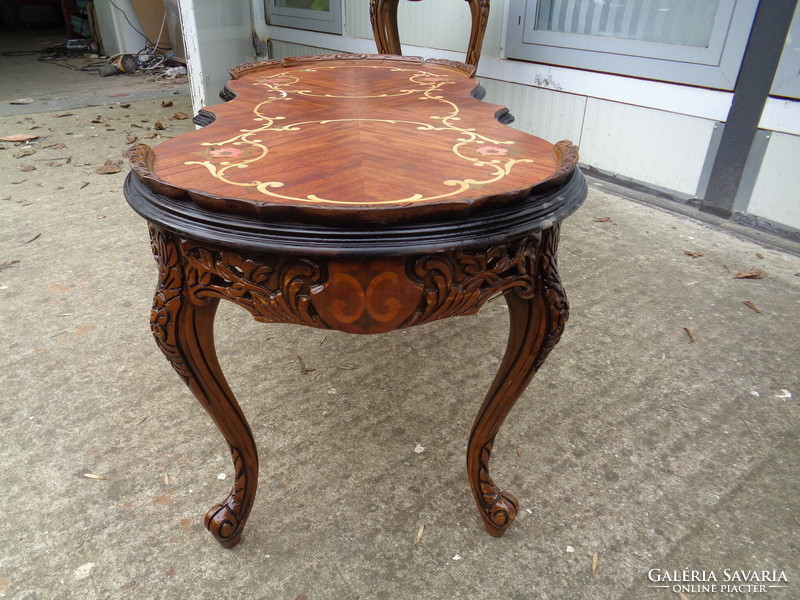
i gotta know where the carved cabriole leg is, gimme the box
[149,225,258,548]
[467,225,569,536]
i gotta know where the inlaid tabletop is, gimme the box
[130,55,578,224]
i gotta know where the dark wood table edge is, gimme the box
[124,168,586,257]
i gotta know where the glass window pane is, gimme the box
[274,0,330,10]
[535,0,722,48]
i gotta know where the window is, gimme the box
[505,0,759,89]
[266,0,342,34]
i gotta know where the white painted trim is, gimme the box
[268,26,732,121]
[481,59,730,122]
[759,97,800,137]
[177,0,205,119]
[252,1,270,44]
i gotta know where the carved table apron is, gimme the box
[124,55,587,548]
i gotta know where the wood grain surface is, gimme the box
[130,55,577,224]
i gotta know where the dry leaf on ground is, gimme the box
[171,111,189,120]
[13,147,36,158]
[743,301,762,314]
[297,355,315,374]
[20,165,36,172]
[684,250,703,258]
[0,133,38,142]
[161,100,173,107]
[683,327,695,343]
[0,260,20,271]
[96,160,121,174]
[734,269,765,279]
[154,121,167,130]
[593,216,612,222]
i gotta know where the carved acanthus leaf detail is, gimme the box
[533,225,568,371]
[405,236,542,326]
[179,240,327,328]
[149,225,190,382]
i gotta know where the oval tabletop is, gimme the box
[129,54,579,225]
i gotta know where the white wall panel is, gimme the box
[580,99,716,195]
[746,132,800,229]
[269,40,337,60]
[479,77,586,147]
[343,0,372,40]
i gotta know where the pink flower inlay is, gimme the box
[475,146,508,156]
[210,147,244,158]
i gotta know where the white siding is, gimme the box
[480,78,716,197]
[269,40,336,60]
[746,132,800,229]
[580,99,716,196]
[479,77,586,146]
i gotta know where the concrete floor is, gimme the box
[1,31,799,600]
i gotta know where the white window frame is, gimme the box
[504,0,759,90]
[266,0,343,35]
[771,1,800,99]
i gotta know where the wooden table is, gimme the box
[125,54,587,548]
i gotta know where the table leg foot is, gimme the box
[203,445,252,549]
[467,227,568,536]
[481,491,519,537]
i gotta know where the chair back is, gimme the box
[370,0,490,70]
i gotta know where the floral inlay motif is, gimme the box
[475,146,508,156]
[210,147,244,158]
[183,64,535,206]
